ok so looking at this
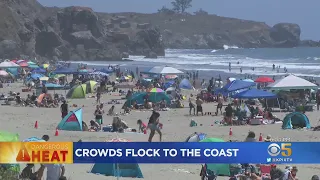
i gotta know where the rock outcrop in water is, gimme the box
[0,0,318,61]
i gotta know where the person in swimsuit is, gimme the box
[94,105,103,127]
[147,110,162,142]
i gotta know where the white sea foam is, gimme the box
[223,45,239,50]
[128,49,320,77]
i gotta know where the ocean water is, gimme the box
[75,47,320,78]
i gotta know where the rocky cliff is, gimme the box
[0,0,318,61]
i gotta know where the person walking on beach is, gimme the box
[196,96,203,116]
[96,87,101,104]
[147,110,162,142]
[60,100,68,118]
[215,94,223,115]
[228,62,231,72]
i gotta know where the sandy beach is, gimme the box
[1,80,319,180]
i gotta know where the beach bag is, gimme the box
[190,120,197,127]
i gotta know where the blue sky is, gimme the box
[38,0,319,40]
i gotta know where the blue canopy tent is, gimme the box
[98,68,113,73]
[231,89,277,99]
[222,80,256,92]
[53,68,78,74]
[32,68,46,73]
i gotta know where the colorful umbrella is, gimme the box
[165,75,178,79]
[18,61,29,67]
[243,79,254,82]
[16,60,26,64]
[255,76,274,83]
[148,88,164,93]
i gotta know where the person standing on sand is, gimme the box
[316,92,320,110]
[189,94,195,115]
[196,97,203,116]
[94,105,103,126]
[60,100,68,118]
[147,110,162,142]
[215,94,223,115]
[96,86,101,104]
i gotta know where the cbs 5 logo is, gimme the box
[267,143,292,157]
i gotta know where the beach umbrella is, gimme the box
[27,61,39,69]
[32,68,46,73]
[148,88,164,93]
[30,73,44,80]
[16,60,26,64]
[51,74,65,78]
[165,74,178,79]
[18,61,29,67]
[243,79,254,82]
[0,61,20,68]
[0,70,9,76]
[255,76,274,83]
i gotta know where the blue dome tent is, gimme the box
[179,78,193,89]
[282,112,311,129]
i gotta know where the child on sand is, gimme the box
[137,119,147,133]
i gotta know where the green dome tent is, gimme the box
[66,84,87,99]
[200,138,231,176]
[85,81,97,93]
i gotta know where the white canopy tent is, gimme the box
[0,61,19,68]
[267,74,318,90]
[145,66,184,74]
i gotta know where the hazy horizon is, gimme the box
[37,0,320,40]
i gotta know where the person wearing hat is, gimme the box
[60,100,68,118]
[264,135,272,142]
[244,131,257,142]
